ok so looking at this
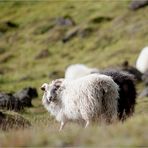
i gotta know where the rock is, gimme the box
[0,93,23,111]
[5,21,18,28]
[0,111,30,131]
[14,87,38,107]
[0,21,18,34]
[79,27,94,38]
[142,71,148,86]
[129,0,148,10]
[90,16,112,24]
[62,26,95,43]
[62,27,79,43]
[121,61,142,82]
[139,87,148,97]
[34,16,75,35]
[35,49,51,59]
[55,16,75,27]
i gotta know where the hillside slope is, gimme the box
[0,1,148,146]
[0,0,148,92]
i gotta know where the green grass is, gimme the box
[0,0,148,146]
[0,113,148,147]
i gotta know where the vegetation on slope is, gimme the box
[0,0,148,146]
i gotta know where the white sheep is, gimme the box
[65,64,99,79]
[136,46,148,73]
[65,65,137,121]
[41,74,119,131]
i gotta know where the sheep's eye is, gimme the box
[52,86,58,92]
[49,97,52,101]
[54,87,57,91]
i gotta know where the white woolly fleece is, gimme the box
[136,46,148,73]
[42,74,119,128]
[65,64,99,79]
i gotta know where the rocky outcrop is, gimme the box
[129,0,148,10]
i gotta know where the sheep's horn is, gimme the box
[55,78,64,84]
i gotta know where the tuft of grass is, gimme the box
[0,111,30,131]
[0,114,148,147]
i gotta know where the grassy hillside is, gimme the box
[0,0,148,147]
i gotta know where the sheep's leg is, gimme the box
[59,121,66,131]
[85,120,90,128]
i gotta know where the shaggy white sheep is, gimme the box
[65,64,99,79]
[136,46,148,73]
[64,65,137,121]
[41,74,119,131]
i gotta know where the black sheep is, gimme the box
[100,69,137,121]
[0,93,23,111]
[121,60,142,82]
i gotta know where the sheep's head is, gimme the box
[41,79,64,104]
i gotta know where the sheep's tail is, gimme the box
[100,81,119,124]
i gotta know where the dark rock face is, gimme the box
[129,0,148,10]
[14,87,38,107]
[142,71,148,86]
[121,61,142,82]
[0,93,23,111]
[139,87,148,97]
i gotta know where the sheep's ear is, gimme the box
[41,83,48,91]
